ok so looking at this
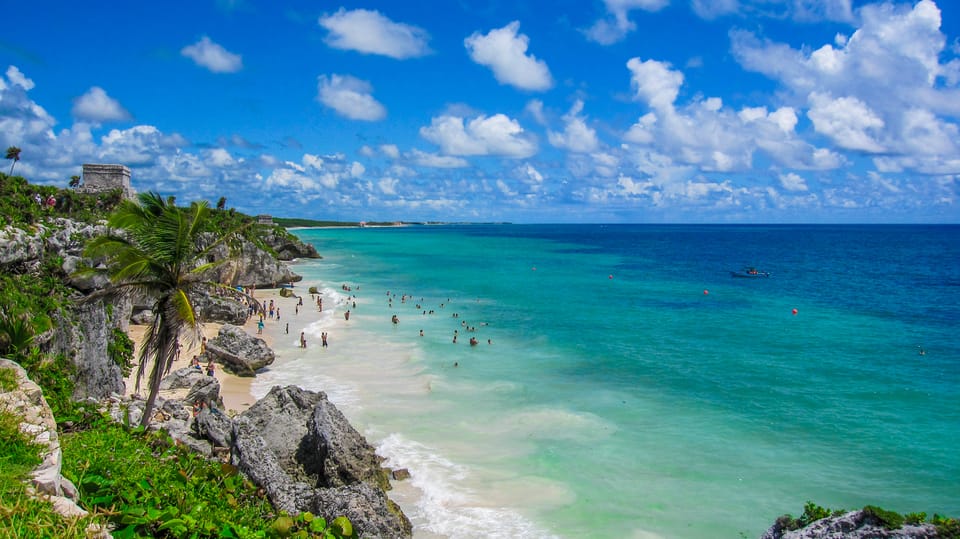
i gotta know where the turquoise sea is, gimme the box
[251,224,960,539]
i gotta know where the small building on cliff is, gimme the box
[81,163,136,200]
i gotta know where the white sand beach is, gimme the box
[123,285,317,414]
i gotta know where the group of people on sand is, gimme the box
[188,354,216,377]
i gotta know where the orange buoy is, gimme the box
[791,308,798,315]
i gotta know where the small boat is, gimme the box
[730,267,770,278]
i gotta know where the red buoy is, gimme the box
[792,308,798,315]
[703,289,709,295]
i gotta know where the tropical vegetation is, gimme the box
[1,171,356,537]
[5,145,21,175]
[82,192,245,427]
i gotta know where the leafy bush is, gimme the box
[904,512,927,525]
[862,505,905,530]
[800,502,833,527]
[108,326,136,377]
[61,424,355,538]
[934,514,960,538]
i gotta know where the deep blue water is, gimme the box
[265,224,959,539]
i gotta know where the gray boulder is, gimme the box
[760,510,938,539]
[306,392,392,491]
[194,407,233,448]
[231,385,411,539]
[205,324,274,376]
[159,367,207,391]
[184,375,223,409]
[196,294,248,325]
[0,225,45,270]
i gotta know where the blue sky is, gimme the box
[2,1,959,223]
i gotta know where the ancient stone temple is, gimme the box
[81,163,136,199]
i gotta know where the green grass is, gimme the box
[0,409,94,538]
[60,422,355,538]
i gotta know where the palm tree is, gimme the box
[69,175,81,189]
[216,196,226,211]
[5,146,21,175]
[83,191,245,427]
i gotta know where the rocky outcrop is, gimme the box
[0,359,87,518]
[2,219,128,401]
[261,228,321,261]
[204,324,275,376]
[231,385,412,539]
[760,510,938,539]
[45,298,129,401]
[206,235,302,288]
[194,294,248,325]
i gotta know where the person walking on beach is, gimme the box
[205,360,215,377]
[300,331,306,348]
[321,332,328,347]
[257,319,264,334]
[285,323,289,334]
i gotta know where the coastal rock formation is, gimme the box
[0,359,87,518]
[760,510,938,539]
[1,218,128,401]
[231,385,412,539]
[0,225,45,270]
[159,366,207,391]
[194,293,248,325]
[205,324,275,376]
[261,228,321,260]
[46,298,128,401]
[206,235,302,288]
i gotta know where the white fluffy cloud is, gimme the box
[585,0,670,45]
[410,149,469,168]
[779,172,809,192]
[5,65,34,90]
[181,36,242,73]
[319,8,430,59]
[548,100,600,153]
[98,125,185,165]
[72,87,131,122]
[465,21,553,92]
[806,92,885,152]
[420,113,537,158]
[380,144,400,159]
[627,58,684,111]
[317,74,386,121]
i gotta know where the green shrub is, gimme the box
[61,424,356,538]
[799,502,832,527]
[0,365,17,391]
[863,505,905,530]
[934,514,960,538]
[108,326,136,377]
[904,512,927,525]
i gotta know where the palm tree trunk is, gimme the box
[138,310,180,428]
